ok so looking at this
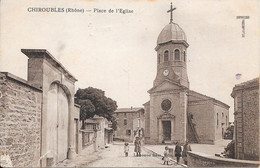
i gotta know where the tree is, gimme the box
[77,99,95,129]
[75,87,118,130]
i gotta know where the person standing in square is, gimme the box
[182,141,192,165]
[174,141,182,163]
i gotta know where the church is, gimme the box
[143,4,230,145]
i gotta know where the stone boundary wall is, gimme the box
[0,72,42,167]
[187,151,260,167]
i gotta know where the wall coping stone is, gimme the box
[0,72,42,92]
[188,151,260,165]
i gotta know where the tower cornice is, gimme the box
[155,40,189,51]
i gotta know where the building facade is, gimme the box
[114,107,145,142]
[144,7,229,145]
[81,119,98,149]
[81,116,113,151]
[92,115,113,149]
[231,78,259,161]
[0,49,80,167]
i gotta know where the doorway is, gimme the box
[162,121,171,141]
[46,83,69,163]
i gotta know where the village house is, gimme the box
[231,78,259,161]
[81,115,113,150]
[92,115,114,148]
[81,118,98,149]
[114,107,145,142]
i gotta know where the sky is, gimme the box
[1,0,259,121]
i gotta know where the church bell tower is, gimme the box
[145,3,188,144]
[153,3,189,88]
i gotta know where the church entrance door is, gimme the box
[162,121,171,141]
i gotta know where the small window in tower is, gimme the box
[183,51,186,62]
[158,54,160,64]
[174,49,180,60]
[164,50,169,62]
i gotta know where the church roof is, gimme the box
[148,79,187,93]
[188,90,230,109]
[157,22,187,45]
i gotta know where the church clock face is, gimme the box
[163,69,169,76]
[161,99,172,111]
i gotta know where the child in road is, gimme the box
[124,142,129,157]
[163,146,170,165]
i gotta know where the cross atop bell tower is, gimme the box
[167,2,176,23]
[154,3,189,88]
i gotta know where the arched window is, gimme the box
[174,49,180,60]
[158,54,160,64]
[164,50,169,62]
[183,51,186,62]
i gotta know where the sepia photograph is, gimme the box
[0,0,259,167]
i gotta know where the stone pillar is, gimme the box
[180,92,187,144]
[68,89,76,159]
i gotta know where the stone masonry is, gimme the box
[231,78,259,161]
[0,72,42,167]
